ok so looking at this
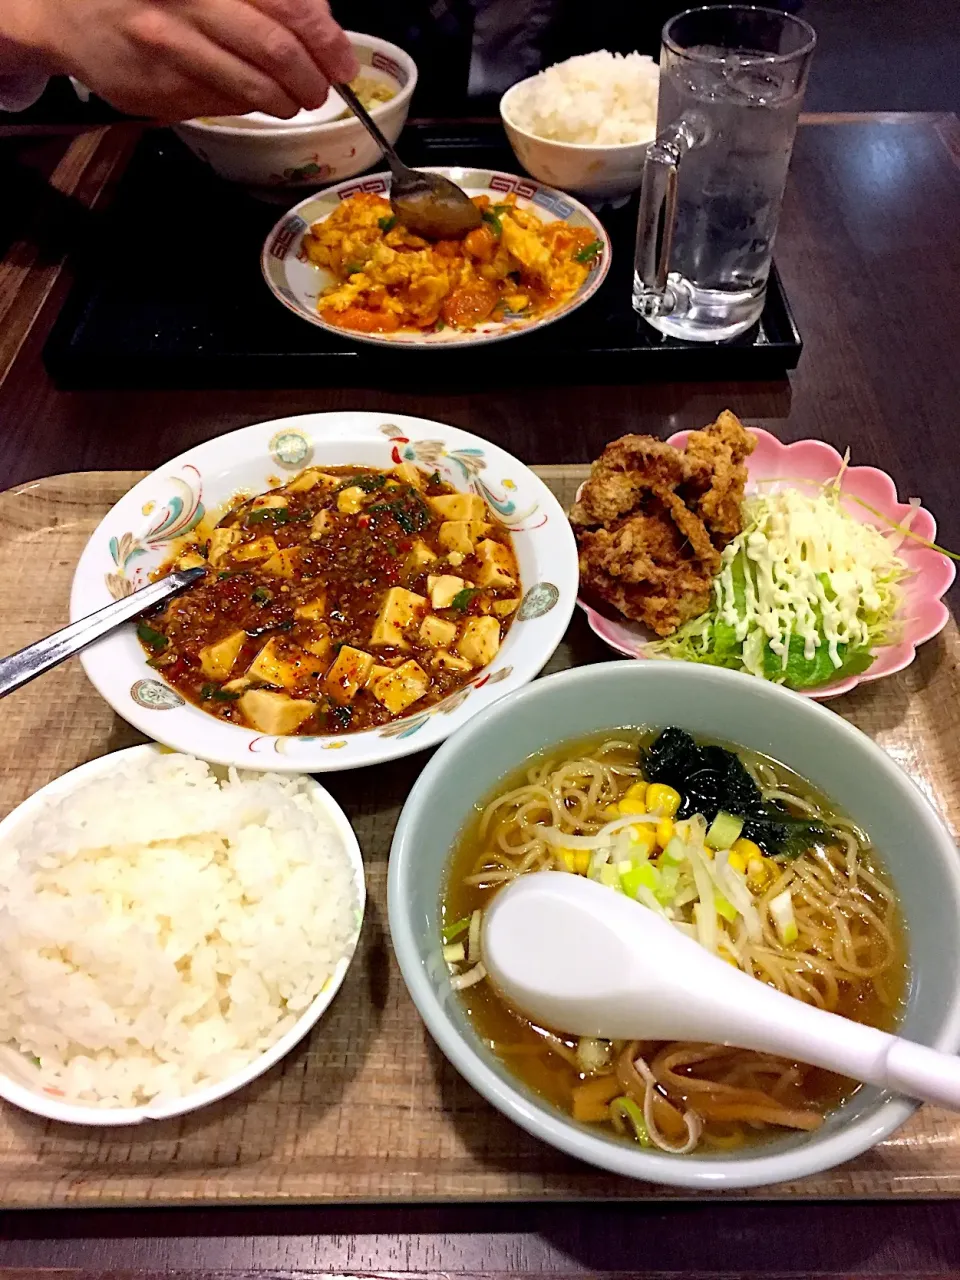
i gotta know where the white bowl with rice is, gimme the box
[500,51,659,206]
[172,31,417,189]
[0,745,364,1125]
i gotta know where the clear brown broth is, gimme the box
[442,731,908,1151]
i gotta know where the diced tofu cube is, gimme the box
[324,645,374,704]
[492,597,521,617]
[208,527,240,566]
[427,574,465,609]
[458,616,501,667]
[420,615,458,648]
[263,547,300,578]
[432,649,473,673]
[247,638,324,691]
[239,688,316,735]
[310,509,335,540]
[404,539,437,576]
[429,493,487,522]
[337,485,367,514]
[295,592,327,620]
[393,462,426,489]
[370,587,426,648]
[372,660,430,715]
[438,520,490,557]
[250,493,288,510]
[285,468,339,494]
[198,629,246,681]
[246,638,288,687]
[175,549,207,570]
[474,539,517,589]
[301,632,332,661]
[365,662,393,688]
[232,535,279,562]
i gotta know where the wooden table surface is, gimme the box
[0,112,959,1278]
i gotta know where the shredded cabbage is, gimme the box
[652,481,911,690]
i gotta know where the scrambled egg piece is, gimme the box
[303,192,598,335]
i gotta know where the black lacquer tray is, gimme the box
[43,122,802,390]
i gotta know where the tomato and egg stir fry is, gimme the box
[139,464,521,735]
[303,192,601,334]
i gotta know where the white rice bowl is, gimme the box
[506,51,659,146]
[0,746,364,1124]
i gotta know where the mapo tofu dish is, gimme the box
[303,192,602,335]
[139,464,521,736]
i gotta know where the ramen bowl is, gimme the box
[388,661,960,1190]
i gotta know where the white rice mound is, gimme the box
[508,51,660,146]
[0,754,360,1109]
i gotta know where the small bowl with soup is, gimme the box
[70,411,577,774]
[388,661,960,1190]
[172,32,416,188]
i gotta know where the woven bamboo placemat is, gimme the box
[0,469,958,1207]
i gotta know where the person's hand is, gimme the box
[2,0,358,121]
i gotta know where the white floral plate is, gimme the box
[261,167,611,348]
[71,412,578,772]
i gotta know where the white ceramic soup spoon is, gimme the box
[482,871,960,1111]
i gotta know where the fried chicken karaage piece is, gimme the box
[571,411,754,637]
[683,409,756,543]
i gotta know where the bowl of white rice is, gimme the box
[500,51,659,205]
[0,745,364,1125]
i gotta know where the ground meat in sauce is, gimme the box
[139,464,522,735]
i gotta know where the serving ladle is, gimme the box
[336,83,482,240]
[483,872,960,1111]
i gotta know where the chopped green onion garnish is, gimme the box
[449,587,480,612]
[136,622,169,652]
[252,586,273,604]
[442,916,470,943]
[245,506,289,526]
[706,810,744,850]
[609,1096,652,1146]
[481,209,502,236]
[575,239,603,264]
[378,215,397,232]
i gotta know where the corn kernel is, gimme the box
[619,796,647,816]
[630,826,657,857]
[604,803,621,818]
[624,781,648,803]
[646,783,681,818]
[561,850,575,871]
[655,818,674,849]
[731,837,763,862]
[727,850,747,874]
[573,850,591,876]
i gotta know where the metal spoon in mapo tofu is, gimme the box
[137,464,521,736]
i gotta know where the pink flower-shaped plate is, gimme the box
[578,428,955,700]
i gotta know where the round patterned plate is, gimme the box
[261,167,611,348]
[579,429,955,700]
[71,412,578,772]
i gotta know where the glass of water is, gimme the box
[633,5,815,342]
